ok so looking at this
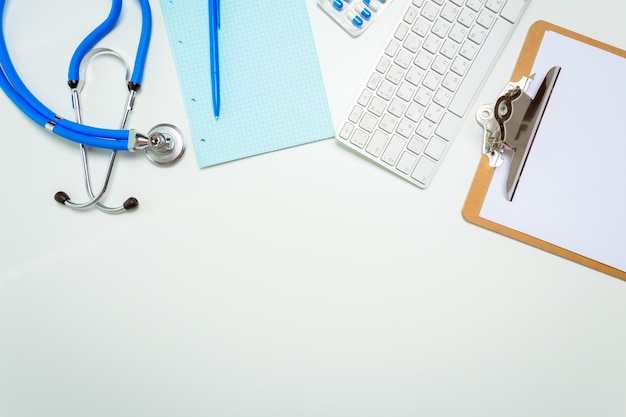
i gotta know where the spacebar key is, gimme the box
[448,18,513,118]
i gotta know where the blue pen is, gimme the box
[209,0,220,119]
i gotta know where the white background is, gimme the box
[1,1,625,416]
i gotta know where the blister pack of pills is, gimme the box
[317,0,394,37]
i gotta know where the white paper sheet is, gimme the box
[480,31,626,272]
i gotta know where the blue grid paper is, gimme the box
[159,0,335,167]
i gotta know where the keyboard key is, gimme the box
[359,113,378,132]
[396,151,418,174]
[422,72,441,90]
[431,55,450,74]
[396,119,416,138]
[500,0,527,23]
[434,88,453,107]
[404,32,422,53]
[468,25,488,44]
[385,40,400,56]
[357,89,373,106]
[460,41,479,60]
[442,72,461,92]
[339,122,354,140]
[395,49,414,68]
[477,10,496,29]
[440,4,460,22]
[465,0,482,12]
[405,102,425,122]
[377,81,396,100]
[348,106,363,123]
[420,2,438,20]
[432,19,451,38]
[381,135,405,165]
[412,18,430,37]
[451,56,469,75]
[424,136,447,160]
[405,66,425,85]
[366,130,389,157]
[395,23,410,40]
[407,135,427,154]
[414,50,433,69]
[386,65,405,84]
[423,34,443,53]
[414,87,433,106]
[440,39,460,59]
[449,24,468,43]
[379,114,399,133]
[368,96,387,116]
[350,129,369,148]
[397,82,416,101]
[416,119,434,138]
[411,156,436,185]
[388,98,407,117]
[486,0,504,13]
[366,72,383,89]
[403,6,419,24]
[376,56,392,73]
[425,103,443,123]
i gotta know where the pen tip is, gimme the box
[215,116,219,120]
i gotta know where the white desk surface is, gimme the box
[1,1,625,416]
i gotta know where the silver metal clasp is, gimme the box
[476,66,561,200]
[476,75,533,168]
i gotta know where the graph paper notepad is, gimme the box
[159,0,334,167]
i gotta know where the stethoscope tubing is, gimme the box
[0,0,152,150]
[68,0,123,84]
[132,0,152,87]
[0,62,129,150]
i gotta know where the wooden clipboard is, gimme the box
[462,20,626,281]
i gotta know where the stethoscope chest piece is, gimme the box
[144,123,185,166]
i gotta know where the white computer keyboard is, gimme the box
[336,0,530,187]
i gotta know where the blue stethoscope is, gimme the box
[0,0,185,213]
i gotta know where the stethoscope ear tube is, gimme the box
[68,0,123,85]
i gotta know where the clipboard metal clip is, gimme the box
[476,66,561,200]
